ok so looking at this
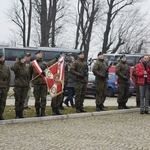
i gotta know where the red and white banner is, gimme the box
[45,57,65,98]
[31,60,46,82]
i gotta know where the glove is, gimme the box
[41,71,46,76]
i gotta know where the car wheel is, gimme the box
[107,87,114,97]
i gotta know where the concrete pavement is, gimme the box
[6,95,137,107]
[1,94,150,149]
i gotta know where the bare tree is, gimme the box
[102,0,136,53]
[9,0,33,47]
[116,9,150,54]
[33,0,65,47]
[75,0,101,61]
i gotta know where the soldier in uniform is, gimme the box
[24,53,31,109]
[11,53,29,118]
[115,54,130,109]
[29,50,47,117]
[0,52,10,120]
[92,52,109,111]
[47,53,63,115]
[70,50,88,113]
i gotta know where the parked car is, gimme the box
[86,72,135,97]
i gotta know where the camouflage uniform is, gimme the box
[92,59,108,111]
[70,57,88,113]
[0,60,10,120]
[115,60,130,109]
[11,60,29,118]
[29,59,47,117]
[47,57,63,115]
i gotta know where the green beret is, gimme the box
[0,52,4,58]
[53,53,60,59]
[35,50,41,55]
[97,52,103,56]
[120,54,126,60]
[18,53,26,59]
[78,50,84,55]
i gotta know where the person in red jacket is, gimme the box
[136,54,150,114]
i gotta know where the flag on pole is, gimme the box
[45,57,65,98]
[31,60,46,82]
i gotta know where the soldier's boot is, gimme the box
[122,103,130,109]
[96,104,100,111]
[51,108,57,116]
[76,107,81,113]
[15,111,20,119]
[35,108,40,117]
[19,110,24,118]
[101,103,108,108]
[59,102,64,110]
[136,101,140,108]
[80,107,87,112]
[41,108,46,117]
[118,103,124,109]
[56,108,62,115]
[99,104,105,111]
[0,115,5,120]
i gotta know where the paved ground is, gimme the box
[1,92,150,149]
[6,95,136,107]
[0,111,150,149]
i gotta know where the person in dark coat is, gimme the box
[11,53,29,118]
[0,52,10,120]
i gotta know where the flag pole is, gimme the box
[29,74,41,83]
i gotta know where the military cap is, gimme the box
[59,51,63,55]
[35,50,41,55]
[120,54,126,59]
[53,53,60,59]
[97,52,103,56]
[18,53,26,59]
[78,50,84,55]
[0,52,4,58]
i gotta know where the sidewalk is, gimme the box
[6,95,136,107]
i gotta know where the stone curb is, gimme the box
[0,108,139,125]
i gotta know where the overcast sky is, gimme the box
[0,0,150,45]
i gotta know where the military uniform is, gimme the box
[29,50,48,117]
[47,54,63,115]
[11,53,29,118]
[70,51,88,113]
[92,52,108,111]
[0,52,10,120]
[115,55,130,109]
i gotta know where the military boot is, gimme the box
[96,104,100,111]
[56,108,62,115]
[19,110,24,118]
[35,108,40,117]
[51,108,57,115]
[0,115,5,120]
[99,104,105,111]
[118,103,124,109]
[80,107,87,112]
[76,107,81,113]
[15,111,20,119]
[123,103,130,109]
[41,108,46,116]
